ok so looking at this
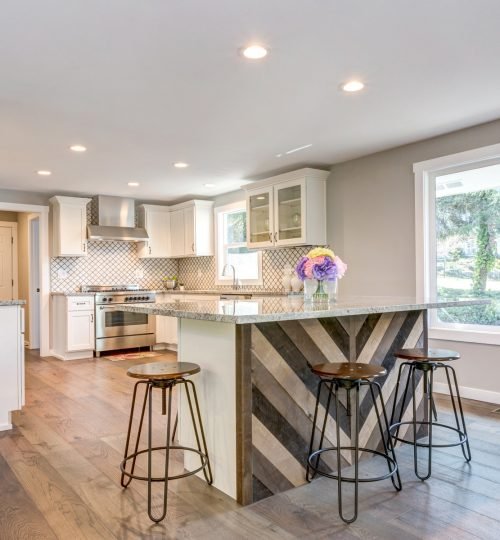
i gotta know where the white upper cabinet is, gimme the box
[244,168,328,249]
[137,204,171,258]
[168,200,214,258]
[49,196,91,257]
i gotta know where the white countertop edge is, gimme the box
[117,298,490,324]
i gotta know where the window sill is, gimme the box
[429,327,500,346]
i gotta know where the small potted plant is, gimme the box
[162,275,177,290]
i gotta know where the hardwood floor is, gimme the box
[1,350,500,539]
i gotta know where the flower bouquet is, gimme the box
[295,247,347,300]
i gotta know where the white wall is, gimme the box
[327,117,500,403]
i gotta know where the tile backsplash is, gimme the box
[51,242,309,292]
[50,241,178,291]
[178,247,310,291]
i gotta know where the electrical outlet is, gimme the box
[135,269,144,279]
[57,269,68,279]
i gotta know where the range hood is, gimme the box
[87,195,149,242]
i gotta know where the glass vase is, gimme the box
[322,279,338,301]
[303,278,318,301]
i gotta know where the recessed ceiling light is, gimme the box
[128,182,140,187]
[242,45,268,60]
[37,170,52,176]
[204,183,216,188]
[173,162,189,168]
[341,80,365,93]
[70,144,87,152]
[256,196,266,200]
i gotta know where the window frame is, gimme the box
[214,201,263,286]
[414,142,500,345]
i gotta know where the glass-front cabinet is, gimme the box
[245,168,328,249]
[247,187,274,248]
[275,179,305,246]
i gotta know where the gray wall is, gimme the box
[327,118,500,398]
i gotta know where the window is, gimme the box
[414,144,500,345]
[215,202,262,286]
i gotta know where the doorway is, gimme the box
[0,202,49,356]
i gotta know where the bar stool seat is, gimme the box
[311,362,387,380]
[127,361,201,380]
[306,362,401,524]
[389,347,471,481]
[120,360,212,522]
[394,348,460,362]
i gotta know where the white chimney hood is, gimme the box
[87,195,149,242]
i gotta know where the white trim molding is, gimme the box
[414,142,500,346]
[0,201,50,357]
[434,382,500,406]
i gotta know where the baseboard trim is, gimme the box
[0,422,13,432]
[434,382,500,405]
[50,349,94,361]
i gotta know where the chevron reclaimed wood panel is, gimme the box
[248,310,425,502]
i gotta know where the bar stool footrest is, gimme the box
[120,445,210,483]
[390,421,468,448]
[308,446,399,483]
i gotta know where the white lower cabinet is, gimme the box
[0,304,25,431]
[51,295,95,360]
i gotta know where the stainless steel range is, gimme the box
[81,284,156,356]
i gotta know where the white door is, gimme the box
[29,217,40,349]
[184,206,195,255]
[170,209,185,257]
[0,226,14,301]
[67,311,95,351]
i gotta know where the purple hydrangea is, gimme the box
[312,257,338,281]
[295,256,309,280]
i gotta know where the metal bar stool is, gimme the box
[306,362,401,524]
[120,361,213,522]
[389,348,471,481]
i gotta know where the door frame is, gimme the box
[0,203,50,356]
[0,221,19,300]
[28,214,40,349]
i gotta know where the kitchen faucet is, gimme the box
[222,264,240,290]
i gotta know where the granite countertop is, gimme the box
[51,289,288,297]
[0,300,26,306]
[117,296,490,324]
[51,291,96,296]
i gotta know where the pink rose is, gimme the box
[334,256,347,279]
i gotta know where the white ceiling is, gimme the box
[2,0,500,202]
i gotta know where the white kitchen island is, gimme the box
[120,295,488,505]
[0,301,25,430]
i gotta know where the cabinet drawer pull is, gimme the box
[192,243,195,252]
[90,314,94,323]
[269,232,272,242]
[149,245,152,255]
[274,232,278,242]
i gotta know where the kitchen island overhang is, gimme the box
[119,297,488,505]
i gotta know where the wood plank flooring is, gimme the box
[0,350,500,539]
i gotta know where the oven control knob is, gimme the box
[125,297,129,301]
